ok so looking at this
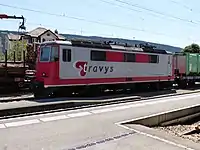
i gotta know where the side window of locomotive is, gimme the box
[91,50,106,61]
[149,55,159,63]
[50,46,59,61]
[40,47,51,62]
[62,49,71,62]
[124,53,135,62]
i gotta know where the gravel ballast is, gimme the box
[155,121,200,143]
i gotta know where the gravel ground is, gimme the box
[155,121,200,143]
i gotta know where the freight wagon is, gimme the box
[174,52,200,87]
[0,43,37,90]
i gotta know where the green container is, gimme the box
[198,54,200,74]
[186,53,198,75]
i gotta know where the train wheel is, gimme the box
[188,81,195,88]
[33,91,44,99]
[134,83,147,92]
[123,84,135,94]
[78,85,103,97]
[17,82,25,88]
[149,83,160,91]
[33,88,56,99]
[178,80,187,89]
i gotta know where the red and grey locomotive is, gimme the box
[32,40,174,98]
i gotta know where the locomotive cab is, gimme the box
[32,42,59,98]
[37,44,59,79]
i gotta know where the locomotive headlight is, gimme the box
[42,72,47,77]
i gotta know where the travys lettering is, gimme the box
[74,61,114,76]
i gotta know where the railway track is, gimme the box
[0,88,182,103]
[0,83,199,119]
[0,87,200,120]
[0,87,160,103]
[0,82,198,103]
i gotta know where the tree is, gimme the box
[0,40,27,62]
[7,40,26,61]
[183,43,200,53]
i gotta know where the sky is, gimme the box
[0,0,200,48]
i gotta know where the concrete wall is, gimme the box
[125,104,200,127]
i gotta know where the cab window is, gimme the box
[40,46,51,62]
[50,46,59,61]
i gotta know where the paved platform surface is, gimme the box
[0,93,33,101]
[0,92,200,149]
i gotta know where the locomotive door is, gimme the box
[167,55,172,76]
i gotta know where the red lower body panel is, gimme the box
[43,76,175,87]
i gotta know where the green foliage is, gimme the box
[0,40,27,61]
[0,53,4,61]
[183,43,200,53]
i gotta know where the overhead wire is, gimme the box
[112,0,198,25]
[98,0,187,23]
[0,19,119,38]
[1,1,199,43]
[98,0,145,20]
[0,3,179,37]
[168,0,200,24]
[169,0,193,11]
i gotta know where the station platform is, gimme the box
[0,90,199,149]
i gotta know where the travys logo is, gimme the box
[74,61,88,76]
[74,61,114,76]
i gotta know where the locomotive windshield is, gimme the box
[40,46,59,62]
[40,46,51,62]
[50,46,59,61]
